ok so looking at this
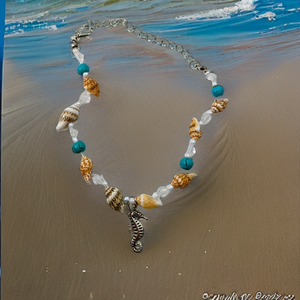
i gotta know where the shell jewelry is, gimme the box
[56,102,80,132]
[80,155,93,184]
[56,18,228,253]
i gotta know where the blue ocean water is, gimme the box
[3,0,300,71]
[5,0,300,38]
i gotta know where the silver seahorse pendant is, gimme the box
[127,202,148,253]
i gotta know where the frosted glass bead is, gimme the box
[166,184,174,191]
[156,186,171,198]
[206,72,218,86]
[68,123,79,142]
[91,173,108,186]
[73,49,85,64]
[184,139,197,158]
[151,192,159,199]
[78,90,91,105]
[200,110,213,125]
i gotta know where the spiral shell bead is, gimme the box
[171,173,197,189]
[189,117,202,141]
[211,99,228,113]
[83,76,100,97]
[80,155,93,184]
[105,186,124,213]
[136,194,162,209]
[56,102,80,132]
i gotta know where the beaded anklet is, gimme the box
[56,18,228,253]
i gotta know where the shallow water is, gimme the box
[4,0,300,76]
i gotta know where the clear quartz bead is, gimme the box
[68,123,79,142]
[73,49,85,64]
[200,110,213,125]
[206,72,218,86]
[166,184,174,191]
[91,173,108,186]
[78,90,91,105]
[156,186,171,198]
[184,139,197,158]
[151,192,160,200]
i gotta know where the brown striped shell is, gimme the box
[135,194,162,209]
[211,99,228,113]
[80,155,93,184]
[83,76,100,97]
[171,173,197,189]
[56,102,80,132]
[105,186,124,213]
[189,117,202,141]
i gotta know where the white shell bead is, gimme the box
[68,123,79,142]
[73,49,85,64]
[200,110,213,125]
[91,173,108,186]
[56,102,80,132]
[184,139,197,158]
[78,90,91,106]
[206,72,218,86]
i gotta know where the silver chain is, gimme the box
[70,18,208,73]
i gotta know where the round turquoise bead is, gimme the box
[77,63,90,75]
[211,85,224,97]
[179,157,194,170]
[72,140,86,153]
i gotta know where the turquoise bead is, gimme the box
[211,85,224,97]
[77,63,90,75]
[180,157,194,170]
[72,140,86,153]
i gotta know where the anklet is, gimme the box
[56,18,228,253]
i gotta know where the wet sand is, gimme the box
[2,44,299,299]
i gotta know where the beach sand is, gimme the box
[2,34,299,299]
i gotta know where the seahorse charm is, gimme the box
[128,208,148,253]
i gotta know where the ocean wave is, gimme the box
[175,0,257,20]
[5,18,66,36]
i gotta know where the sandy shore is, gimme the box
[2,45,299,299]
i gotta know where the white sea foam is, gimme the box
[255,12,276,21]
[176,0,256,20]
[5,11,50,24]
